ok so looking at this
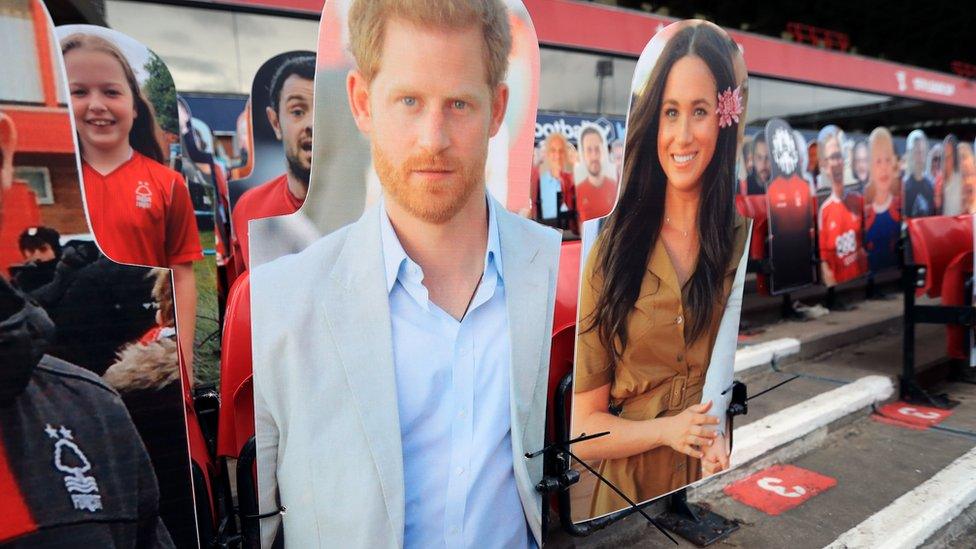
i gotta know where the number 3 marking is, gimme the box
[757,477,807,498]
[898,406,941,420]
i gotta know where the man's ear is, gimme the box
[347,69,372,135]
[266,106,282,140]
[488,82,509,138]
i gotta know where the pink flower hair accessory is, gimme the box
[717,85,743,129]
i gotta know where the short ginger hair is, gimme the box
[348,0,512,90]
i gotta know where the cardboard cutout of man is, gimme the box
[576,125,617,222]
[231,54,314,270]
[744,131,770,195]
[817,126,867,286]
[252,1,559,546]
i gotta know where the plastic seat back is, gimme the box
[907,215,973,298]
[941,250,973,359]
[217,273,252,458]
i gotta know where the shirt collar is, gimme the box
[379,193,503,296]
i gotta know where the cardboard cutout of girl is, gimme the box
[57,24,204,546]
[0,6,196,544]
[863,127,902,274]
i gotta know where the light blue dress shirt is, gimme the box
[539,172,562,220]
[380,198,531,549]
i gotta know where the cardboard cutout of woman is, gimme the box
[570,20,751,520]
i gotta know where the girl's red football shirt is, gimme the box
[82,152,203,267]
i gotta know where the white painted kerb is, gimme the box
[734,337,801,374]
[730,375,895,466]
[824,446,976,549]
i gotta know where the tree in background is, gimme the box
[143,53,178,136]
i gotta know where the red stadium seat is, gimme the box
[941,250,973,359]
[214,272,260,545]
[217,272,252,459]
[548,240,581,433]
[907,215,974,298]
[180,353,217,543]
[548,240,581,414]
[545,239,582,518]
[735,194,771,295]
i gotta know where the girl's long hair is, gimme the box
[61,33,165,163]
[584,23,738,366]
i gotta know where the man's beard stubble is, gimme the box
[373,145,484,225]
[285,130,312,189]
[588,160,601,178]
[286,153,311,188]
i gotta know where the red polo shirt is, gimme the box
[230,174,304,270]
[576,176,618,222]
[82,152,202,267]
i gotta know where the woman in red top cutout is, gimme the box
[62,33,202,382]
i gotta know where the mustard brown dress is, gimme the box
[574,214,749,518]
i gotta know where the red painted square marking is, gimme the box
[875,401,953,429]
[723,464,836,516]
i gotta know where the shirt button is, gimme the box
[458,409,466,418]
[456,467,465,476]
[676,315,684,325]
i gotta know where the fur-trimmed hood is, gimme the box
[102,337,180,393]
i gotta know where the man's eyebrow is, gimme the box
[451,92,482,105]
[386,85,483,104]
[282,94,310,104]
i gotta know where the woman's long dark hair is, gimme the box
[585,23,739,366]
[61,33,165,164]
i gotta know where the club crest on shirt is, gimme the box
[46,423,102,513]
[135,181,153,209]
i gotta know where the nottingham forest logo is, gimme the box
[135,181,153,209]
[46,424,102,513]
[772,127,798,175]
